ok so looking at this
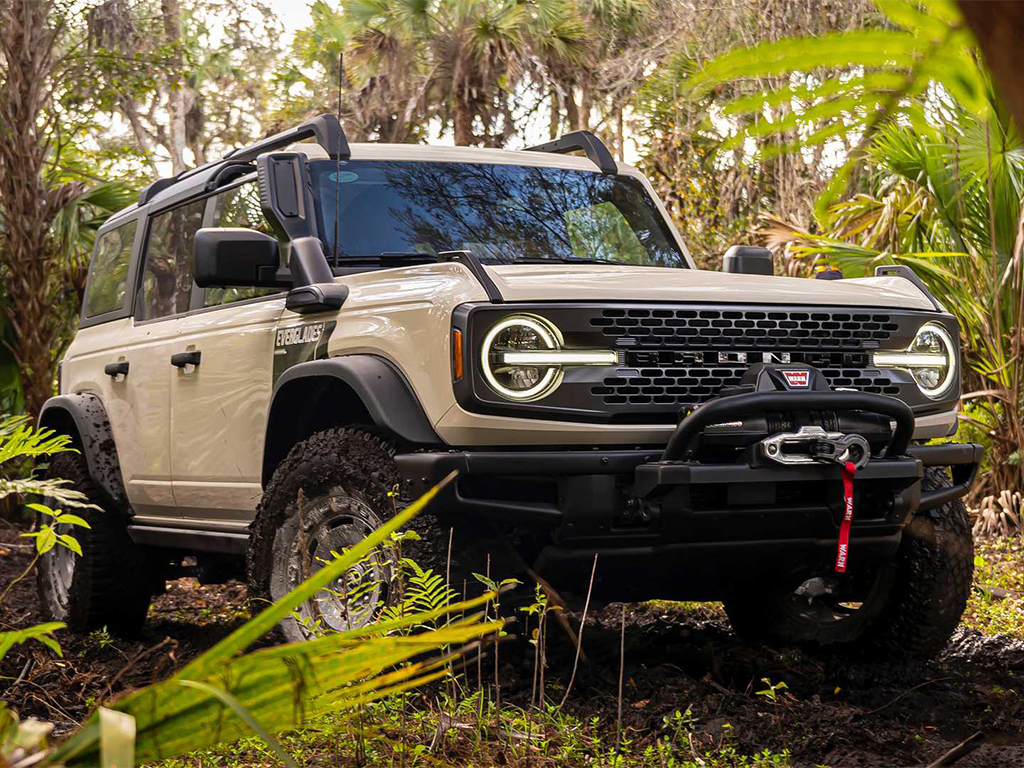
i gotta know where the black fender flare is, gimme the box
[263,355,442,486]
[37,393,128,508]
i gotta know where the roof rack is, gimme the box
[138,114,351,206]
[524,130,617,175]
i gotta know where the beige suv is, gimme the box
[37,115,981,657]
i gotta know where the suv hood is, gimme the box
[484,264,936,311]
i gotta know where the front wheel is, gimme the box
[723,466,973,659]
[248,428,418,643]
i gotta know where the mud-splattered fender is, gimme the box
[262,355,443,487]
[38,394,128,509]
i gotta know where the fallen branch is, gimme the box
[856,676,954,719]
[925,731,985,768]
[101,637,176,704]
[497,538,589,663]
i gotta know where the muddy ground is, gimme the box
[2,521,1023,767]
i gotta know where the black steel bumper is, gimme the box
[396,441,982,601]
[397,390,982,601]
[397,442,982,522]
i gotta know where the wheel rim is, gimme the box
[777,566,894,628]
[285,491,395,634]
[44,522,76,615]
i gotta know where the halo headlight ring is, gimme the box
[874,322,957,400]
[480,314,565,402]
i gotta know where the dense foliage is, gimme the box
[0,0,1019,493]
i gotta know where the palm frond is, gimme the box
[46,474,502,767]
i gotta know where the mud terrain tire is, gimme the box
[248,427,450,643]
[36,451,151,636]
[723,466,973,659]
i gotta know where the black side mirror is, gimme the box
[193,228,286,288]
[722,245,773,276]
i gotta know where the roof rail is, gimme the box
[524,130,617,175]
[138,114,350,206]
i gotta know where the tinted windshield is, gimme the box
[309,160,686,268]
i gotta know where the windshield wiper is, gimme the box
[335,252,439,266]
[506,256,624,265]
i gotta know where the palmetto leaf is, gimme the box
[680,0,990,221]
[46,474,502,767]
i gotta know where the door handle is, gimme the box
[104,361,129,378]
[170,350,202,368]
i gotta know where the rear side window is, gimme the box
[139,200,206,320]
[83,220,137,318]
[203,183,280,308]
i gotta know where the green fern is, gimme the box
[0,414,92,507]
[380,558,457,630]
[0,415,74,467]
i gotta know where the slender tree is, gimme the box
[0,0,83,417]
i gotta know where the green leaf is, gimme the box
[55,513,91,529]
[98,708,135,768]
[176,681,299,768]
[46,473,506,768]
[35,526,57,554]
[25,502,58,518]
[874,0,954,41]
[0,622,65,663]
[57,534,83,557]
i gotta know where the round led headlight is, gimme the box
[874,322,957,399]
[481,315,564,401]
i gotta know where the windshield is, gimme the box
[309,159,686,268]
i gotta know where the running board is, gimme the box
[127,525,248,555]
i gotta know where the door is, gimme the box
[68,217,181,519]
[169,180,286,524]
[107,197,208,521]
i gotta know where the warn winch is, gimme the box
[629,363,927,588]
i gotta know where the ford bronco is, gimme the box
[37,115,981,657]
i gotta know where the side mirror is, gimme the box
[722,245,773,276]
[193,228,286,288]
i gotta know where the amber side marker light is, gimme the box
[452,329,464,380]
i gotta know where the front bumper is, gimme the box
[396,442,982,601]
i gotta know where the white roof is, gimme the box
[290,141,641,176]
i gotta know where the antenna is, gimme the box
[333,52,343,268]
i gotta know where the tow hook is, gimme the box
[760,426,870,469]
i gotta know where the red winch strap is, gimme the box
[834,461,857,573]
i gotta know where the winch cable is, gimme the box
[834,461,857,573]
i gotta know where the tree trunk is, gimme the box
[161,0,188,174]
[454,99,475,146]
[957,1,1024,133]
[616,107,625,162]
[549,89,560,140]
[579,82,591,132]
[565,91,580,132]
[0,0,80,417]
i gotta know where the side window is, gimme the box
[204,182,280,308]
[139,199,206,320]
[83,220,137,318]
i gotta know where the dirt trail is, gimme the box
[2,525,1023,767]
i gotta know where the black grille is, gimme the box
[591,308,899,348]
[593,360,901,408]
[458,302,956,425]
[590,308,902,409]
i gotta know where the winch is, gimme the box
[759,425,870,469]
[688,363,892,465]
